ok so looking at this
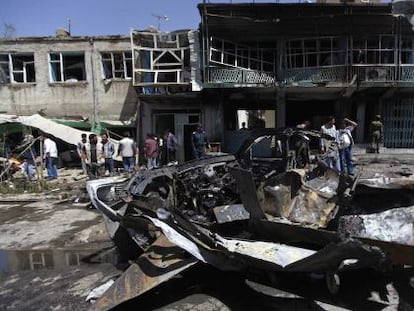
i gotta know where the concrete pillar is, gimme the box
[356,101,366,143]
[276,91,286,128]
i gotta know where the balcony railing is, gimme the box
[281,66,346,84]
[400,65,414,81]
[206,64,414,86]
[351,65,397,82]
[207,68,276,86]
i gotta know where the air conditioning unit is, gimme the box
[366,68,388,81]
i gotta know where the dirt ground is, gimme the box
[0,155,413,311]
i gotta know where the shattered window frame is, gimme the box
[209,37,276,73]
[101,51,132,80]
[131,30,193,86]
[0,52,36,84]
[285,36,346,69]
[400,36,414,64]
[48,52,86,83]
[351,35,396,65]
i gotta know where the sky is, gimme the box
[1,0,392,38]
[0,0,282,38]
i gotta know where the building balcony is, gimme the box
[204,67,276,87]
[281,66,346,85]
[204,64,414,88]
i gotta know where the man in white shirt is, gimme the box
[117,131,137,172]
[41,133,58,180]
[320,116,340,172]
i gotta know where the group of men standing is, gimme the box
[144,129,179,169]
[143,124,212,169]
[76,129,181,178]
[15,116,383,181]
[320,116,358,175]
[73,122,214,178]
[319,114,384,175]
[77,131,137,179]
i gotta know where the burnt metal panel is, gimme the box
[91,235,198,311]
[229,166,266,221]
[358,237,414,266]
[213,204,250,224]
[283,239,385,273]
[256,218,340,247]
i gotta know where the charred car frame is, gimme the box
[87,128,414,310]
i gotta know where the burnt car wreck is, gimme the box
[87,128,414,310]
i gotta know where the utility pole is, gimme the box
[67,19,71,35]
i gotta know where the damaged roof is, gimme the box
[198,2,411,44]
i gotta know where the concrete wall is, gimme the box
[0,36,138,121]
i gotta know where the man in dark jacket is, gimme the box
[191,124,210,159]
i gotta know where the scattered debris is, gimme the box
[86,279,115,304]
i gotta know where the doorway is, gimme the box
[154,112,201,162]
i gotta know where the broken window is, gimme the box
[400,36,414,64]
[209,37,276,73]
[49,52,86,82]
[131,30,192,86]
[101,51,132,79]
[351,35,396,65]
[285,37,346,69]
[0,53,35,84]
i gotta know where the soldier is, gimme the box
[369,115,383,153]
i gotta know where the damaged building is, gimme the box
[131,29,205,162]
[196,0,414,150]
[0,29,137,134]
[134,0,414,161]
[2,1,414,162]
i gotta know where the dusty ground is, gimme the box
[0,155,413,311]
[0,168,121,311]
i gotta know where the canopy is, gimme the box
[0,114,120,148]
